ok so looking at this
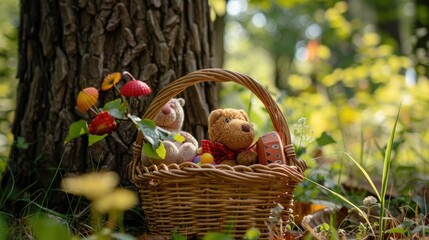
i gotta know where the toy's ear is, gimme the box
[239,109,250,122]
[209,109,224,125]
[177,98,185,107]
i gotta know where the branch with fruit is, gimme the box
[64,71,180,160]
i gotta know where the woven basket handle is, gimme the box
[133,68,307,172]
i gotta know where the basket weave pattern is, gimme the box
[130,69,306,239]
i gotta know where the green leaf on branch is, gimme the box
[103,98,127,119]
[315,131,336,147]
[143,142,165,160]
[156,127,174,141]
[155,127,184,142]
[128,114,160,148]
[64,120,88,143]
[88,134,108,146]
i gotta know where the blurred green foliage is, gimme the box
[222,0,429,206]
[0,0,19,174]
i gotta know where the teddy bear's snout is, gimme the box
[162,104,172,115]
[241,124,251,132]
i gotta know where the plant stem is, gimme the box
[378,103,401,240]
[90,106,100,115]
[122,71,135,80]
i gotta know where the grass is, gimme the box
[378,103,401,239]
[299,104,429,239]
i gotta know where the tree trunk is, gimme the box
[6,0,217,214]
[414,0,429,76]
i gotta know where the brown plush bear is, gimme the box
[201,108,258,166]
[141,98,198,166]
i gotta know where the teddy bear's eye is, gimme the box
[225,118,230,123]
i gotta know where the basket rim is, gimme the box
[132,162,304,183]
[130,68,307,182]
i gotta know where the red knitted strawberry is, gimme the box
[88,111,117,135]
[120,80,151,97]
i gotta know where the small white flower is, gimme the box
[363,196,377,206]
[297,117,307,125]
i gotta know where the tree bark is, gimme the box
[6,0,217,213]
[414,0,429,76]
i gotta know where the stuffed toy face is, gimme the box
[154,98,185,131]
[208,108,256,150]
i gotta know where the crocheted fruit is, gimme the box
[200,153,214,164]
[77,87,99,112]
[120,80,151,97]
[89,111,117,135]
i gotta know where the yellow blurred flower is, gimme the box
[339,105,360,124]
[387,56,402,73]
[377,44,393,56]
[334,1,348,13]
[93,188,138,213]
[321,74,337,87]
[61,171,119,200]
[354,66,369,80]
[289,74,311,91]
[324,8,339,22]
[101,72,122,91]
[362,32,380,47]
[399,56,411,68]
[317,45,331,60]
[309,106,335,136]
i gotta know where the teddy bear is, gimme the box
[141,98,198,166]
[200,108,258,166]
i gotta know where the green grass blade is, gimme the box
[342,152,381,201]
[379,103,401,240]
[305,177,375,236]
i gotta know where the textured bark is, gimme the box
[212,13,225,68]
[7,0,217,213]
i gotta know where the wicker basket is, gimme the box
[129,68,307,239]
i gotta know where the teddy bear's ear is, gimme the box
[239,109,250,122]
[177,98,185,107]
[209,109,224,124]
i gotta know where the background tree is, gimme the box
[4,0,217,214]
[414,0,429,76]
